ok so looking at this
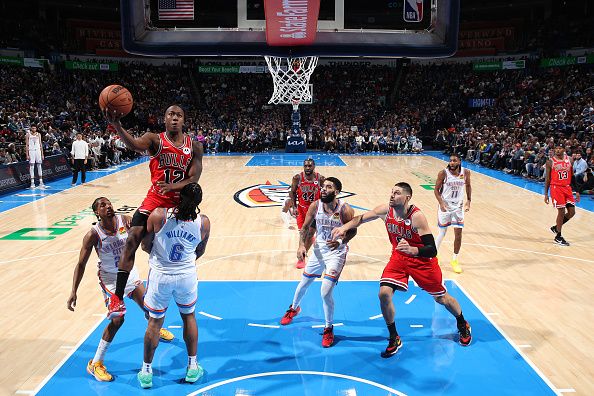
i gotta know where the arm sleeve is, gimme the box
[417,234,437,258]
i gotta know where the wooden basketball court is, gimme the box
[0,154,592,395]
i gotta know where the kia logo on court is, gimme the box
[234,181,355,208]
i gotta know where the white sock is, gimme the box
[188,355,197,368]
[292,276,315,308]
[37,163,43,182]
[92,339,111,365]
[436,227,447,249]
[142,361,152,374]
[452,253,458,261]
[320,278,336,327]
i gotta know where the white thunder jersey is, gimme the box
[314,199,347,252]
[149,211,202,275]
[93,215,128,273]
[441,167,466,209]
[28,132,41,151]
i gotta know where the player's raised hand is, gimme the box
[67,292,77,311]
[103,109,122,125]
[297,246,307,261]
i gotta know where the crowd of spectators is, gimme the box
[1,57,594,196]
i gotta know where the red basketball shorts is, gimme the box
[550,184,575,209]
[380,251,446,297]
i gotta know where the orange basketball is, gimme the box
[99,85,133,117]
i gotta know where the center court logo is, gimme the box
[234,181,355,208]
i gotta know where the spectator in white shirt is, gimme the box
[71,133,89,186]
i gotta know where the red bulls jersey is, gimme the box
[296,172,321,209]
[149,132,193,199]
[550,155,572,187]
[385,205,426,259]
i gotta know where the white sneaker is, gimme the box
[39,183,47,189]
[29,183,35,189]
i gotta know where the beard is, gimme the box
[320,192,336,203]
[448,164,460,172]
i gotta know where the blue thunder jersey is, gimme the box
[149,211,203,274]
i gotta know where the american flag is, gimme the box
[158,0,194,20]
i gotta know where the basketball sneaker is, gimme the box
[458,321,472,346]
[86,360,113,382]
[381,336,402,358]
[107,295,126,319]
[450,259,462,274]
[137,371,153,388]
[554,235,570,246]
[280,305,300,325]
[159,328,174,341]
[322,325,334,348]
[549,225,558,235]
[185,365,204,383]
[295,259,305,269]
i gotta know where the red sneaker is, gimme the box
[381,336,402,358]
[280,305,300,325]
[322,326,334,348]
[107,294,126,320]
[295,260,305,269]
[458,321,472,346]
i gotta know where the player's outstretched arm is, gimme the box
[331,203,389,240]
[340,203,358,244]
[195,214,210,259]
[104,109,157,154]
[67,230,97,311]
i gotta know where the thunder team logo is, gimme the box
[404,0,423,22]
[234,181,355,208]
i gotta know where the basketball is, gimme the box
[99,85,133,117]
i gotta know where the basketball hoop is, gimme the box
[265,55,318,109]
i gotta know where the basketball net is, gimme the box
[264,56,318,109]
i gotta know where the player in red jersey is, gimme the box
[104,105,203,318]
[289,158,324,268]
[544,144,580,246]
[332,182,472,358]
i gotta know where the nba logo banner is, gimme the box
[404,0,423,22]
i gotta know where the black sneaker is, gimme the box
[554,235,570,246]
[458,321,472,346]
[549,225,558,235]
[381,336,402,358]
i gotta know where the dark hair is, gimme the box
[395,182,413,197]
[303,158,315,166]
[91,197,108,223]
[450,153,461,160]
[175,183,203,221]
[325,176,342,192]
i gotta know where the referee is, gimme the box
[71,133,89,186]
